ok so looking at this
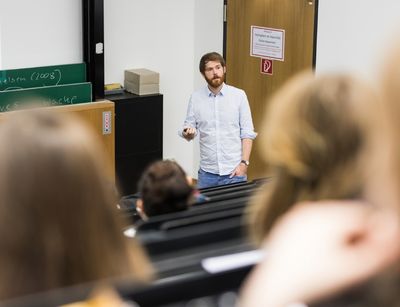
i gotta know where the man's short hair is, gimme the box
[199,52,226,74]
[138,160,193,217]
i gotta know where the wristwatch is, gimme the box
[240,160,250,166]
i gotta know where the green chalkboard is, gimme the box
[0,63,86,91]
[0,82,92,112]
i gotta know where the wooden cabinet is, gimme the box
[109,92,163,196]
[0,101,116,184]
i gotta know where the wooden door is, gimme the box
[226,0,317,179]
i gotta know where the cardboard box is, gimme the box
[124,68,159,95]
[124,80,159,95]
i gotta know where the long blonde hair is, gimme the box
[366,37,400,215]
[249,71,377,244]
[0,110,152,299]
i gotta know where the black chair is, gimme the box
[199,180,254,194]
[135,195,249,232]
[199,177,270,194]
[0,265,256,307]
[124,264,255,307]
[137,207,246,256]
[201,183,255,197]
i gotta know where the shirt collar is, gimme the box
[207,83,226,97]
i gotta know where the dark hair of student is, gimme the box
[138,160,193,217]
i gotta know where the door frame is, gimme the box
[82,0,105,100]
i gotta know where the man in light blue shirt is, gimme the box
[179,52,257,189]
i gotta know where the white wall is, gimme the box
[0,0,82,69]
[316,0,400,83]
[104,0,223,178]
[0,24,2,68]
[193,0,224,176]
[0,0,223,178]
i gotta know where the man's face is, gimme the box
[203,60,226,89]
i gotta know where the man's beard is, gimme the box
[205,74,225,89]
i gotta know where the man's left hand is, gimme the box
[230,163,248,178]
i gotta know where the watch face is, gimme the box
[241,160,249,166]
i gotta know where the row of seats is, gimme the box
[1,180,268,307]
[133,179,267,277]
[1,265,254,307]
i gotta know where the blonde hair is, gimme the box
[371,37,400,214]
[248,71,377,244]
[0,110,152,299]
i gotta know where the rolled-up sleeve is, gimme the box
[178,95,198,138]
[239,92,257,139]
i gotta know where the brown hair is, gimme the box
[248,71,376,244]
[0,110,152,299]
[138,160,193,217]
[199,52,226,74]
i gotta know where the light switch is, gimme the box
[96,42,104,54]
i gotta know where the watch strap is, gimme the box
[240,160,250,166]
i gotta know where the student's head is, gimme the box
[137,160,193,218]
[199,52,226,88]
[350,35,400,307]
[366,37,400,215]
[249,71,377,244]
[0,110,152,299]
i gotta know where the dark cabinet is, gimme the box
[109,92,163,196]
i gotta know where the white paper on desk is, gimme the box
[201,249,265,274]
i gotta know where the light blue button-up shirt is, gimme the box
[179,83,257,175]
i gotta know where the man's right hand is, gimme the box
[183,127,196,141]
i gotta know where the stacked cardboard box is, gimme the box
[124,68,159,95]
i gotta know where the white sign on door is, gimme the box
[250,26,285,61]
